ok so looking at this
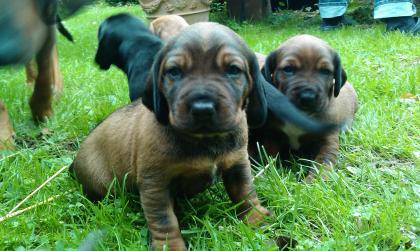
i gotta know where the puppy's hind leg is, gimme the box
[70,156,114,202]
[29,26,56,122]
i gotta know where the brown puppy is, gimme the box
[72,22,270,250]
[149,15,189,41]
[250,34,358,181]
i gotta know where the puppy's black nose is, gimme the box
[190,100,216,120]
[298,89,317,106]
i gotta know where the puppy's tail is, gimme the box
[56,15,74,42]
[263,81,338,133]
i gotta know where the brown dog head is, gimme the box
[143,22,267,135]
[149,15,189,41]
[262,34,347,114]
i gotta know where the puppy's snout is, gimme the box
[190,100,216,121]
[298,89,318,106]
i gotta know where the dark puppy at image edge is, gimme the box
[251,34,358,181]
[72,22,271,251]
[0,0,89,122]
[95,13,163,101]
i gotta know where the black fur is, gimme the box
[246,52,268,128]
[333,53,347,97]
[262,51,277,84]
[94,13,163,101]
[56,15,73,42]
[141,49,169,125]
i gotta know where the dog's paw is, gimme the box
[304,161,334,183]
[150,237,187,251]
[29,96,53,123]
[243,205,271,225]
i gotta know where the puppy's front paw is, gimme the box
[243,205,271,225]
[150,237,186,251]
[305,161,333,183]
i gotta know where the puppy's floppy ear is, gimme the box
[261,51,277,84]
[333,52,347,97]
[142,50,169,125]
[94,24,118,70]
[247,53,268,128]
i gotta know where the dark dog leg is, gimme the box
[305,133,339,182]
[26,39,63,93]
[139,177,186,251]
[222,158,270,224]
[29,25,58,122]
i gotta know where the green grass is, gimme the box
[0,4,419,250]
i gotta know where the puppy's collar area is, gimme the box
[166,126,245,159]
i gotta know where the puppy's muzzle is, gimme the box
[173,86,235,135]
[288,85,326,114]
[297,88,318,107]
[186,92,219,129]
[190,99,216,122]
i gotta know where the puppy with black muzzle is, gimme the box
[250,34,358,181]
[72,22,271,251]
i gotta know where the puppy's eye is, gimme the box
[225,65,242,77]
[166,67,183,80]
[319,68,332,75]
[282,66,296,75]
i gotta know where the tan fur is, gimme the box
[252,34,358,181]
[149,15,189,41]
[72,23,269,251]
[255,52,266,69]
[0,101,15,150]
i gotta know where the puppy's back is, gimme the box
[328,83,358,130]
[72,102,146,199]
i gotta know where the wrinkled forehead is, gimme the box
[163,22,252,60]
[278,36,334,62]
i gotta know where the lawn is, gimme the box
[0,3,419,250]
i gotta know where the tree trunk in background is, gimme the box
[227,0,271,21]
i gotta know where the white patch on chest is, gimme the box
[280,122,306,150]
